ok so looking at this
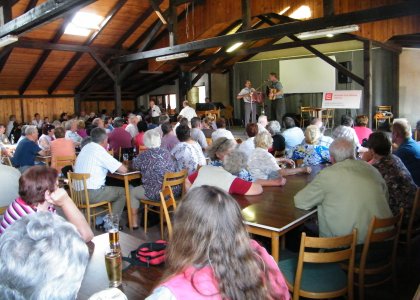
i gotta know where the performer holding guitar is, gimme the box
[267,72,284,121]
[237,80,257,126]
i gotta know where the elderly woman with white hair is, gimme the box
[0,212,89,299]
[130,130,180,229]
[288,125,330,166]
[248,132,311,180]
[267,120,285,154]
[64,119,82,146]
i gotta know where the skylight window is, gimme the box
[65,12,104,36]
[289,5,312,20]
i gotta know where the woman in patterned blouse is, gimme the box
[289,125,331,166]
[130,130,180,229]
[366,131,418,224]
[171,125,206,175]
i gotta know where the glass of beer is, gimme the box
[104,249,122,287]
[104,214,120,250]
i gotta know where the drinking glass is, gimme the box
[104,249,122,287]
[122,153,129,161]
[104,214,120,250]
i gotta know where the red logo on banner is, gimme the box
[325,93,333,100]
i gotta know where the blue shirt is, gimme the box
[394,138,420,186]
[12,138,41,167]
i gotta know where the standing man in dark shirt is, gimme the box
[267,72,284,121]
[392,119,420,186]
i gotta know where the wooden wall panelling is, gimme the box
[0,99,22,125]
[81,100,135,114]
[21,97,74,122]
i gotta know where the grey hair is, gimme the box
[90,127,107,144]
[266,120,281,135]
[206,137,237,160]
[0,212,89,300]
[258,115,267,124]
[52,120,62,128]
[223,150,248,175]
[329,137,356,162]
[143,129,161,148]
[25,125,38,136]
[92,117,102,126]
[254,131,273,149]
[64,119,76,131]
[20,125,28,136]
[332,125,354,141]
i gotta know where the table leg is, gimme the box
[271,233,280,262]
[123,177,133,231]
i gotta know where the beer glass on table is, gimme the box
[104,249,122,287]
[104,213,120,251]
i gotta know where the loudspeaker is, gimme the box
[338,61,352,84]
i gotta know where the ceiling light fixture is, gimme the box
[65,12,104,36]
[226,42,243,53]
[0,35,18,47]
[296,25,360,39]
[155,52,189,62]
[289,5,311,20]
[278,6,290,15]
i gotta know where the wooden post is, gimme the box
[241,0,251,30]
[74,93,81,115]
[393,53,400,118]
[169,0,178,46]
[323,0,334,17]
[114,63,122,116]
[363,40,373,128]
[208,72,212,100]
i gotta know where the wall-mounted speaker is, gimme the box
[338,61,352,84]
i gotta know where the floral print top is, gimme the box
[209,159,255,182]
[171,141,206,175]
[289,144,330,166]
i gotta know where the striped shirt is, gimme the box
[0,198,55,234]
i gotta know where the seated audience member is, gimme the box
[161,122,180,152]
[65,119,82,147]
[173,116,188,133]
[0,124,10,145]
[0,163,20,208]
[153,114,170,137]
[77,120,88,138]
[310,118,333,148]
[190,117,208,150]
[6,115,15,138]
[171,125,206,175]
[12,125,49,173]
[0,212,89,299]
[392,119,420,186]
[130,130,180,229]
[257,115,269,133]
[289,125,330,166]
[92,117,104,129]
[38,124,55,151]
[31,113,43,132]
[60,112,69,123]
[211,118,234,141]
[294,138,392,244]
[201,116,215,138]
[282,117,304,150]
[238,123,258,157]
[50,127,76,173]
[108,117,132,157]
[146,186,289,300]
[179,100,197,122]
[332,125,361,149]
[16,124,28,146]
[354,115,373,145]
[248,132,310,180]
[104,116,114,133]
[74,128,127,221]
[416,120,420,141]
[340,115,362,149]
[125,114,140,138]
[0,166,93,241]
[366,132,417,223]
[267,120,286,154]
[134,120,148,150]
[207,137,237,167]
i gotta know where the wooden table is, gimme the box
[78,232,162,299]
[107,161,141,231]
[234,167,323,262]
[35,155,51,165]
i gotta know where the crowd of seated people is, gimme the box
[1,104,419,299]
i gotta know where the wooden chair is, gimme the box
[141,170,187,238]
[300,106,313,128]
[160,186,177,239]
[399,188,420,260]
[345,209,403,300]
[206,137,212,146]
[279,230,357,300]
[222,105,234,127]
[374,105,393,129]
[322,108,335,129]
[53,155,75,172]
[67,172,112,227]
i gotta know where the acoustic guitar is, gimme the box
[268,88,280,100]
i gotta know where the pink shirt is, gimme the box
[354,126,373,145]
[108,127,132,155]
[156,240,290,300]
[134,132,145,150]
[50,138,76,172]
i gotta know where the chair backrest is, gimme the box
[162,169,188,196]
[406,189,420,239]
[300,106,313,113]
[67,172,90,208]
[377,105,392,112]
[294,230,357,300]
[360,209,403,272]
[160,186,177,239]
[53,155,76,170]
[107,149,114,156]
[322,108,335,118]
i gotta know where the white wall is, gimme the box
[137,79,179,109]
[211,73,229,106]
[399,48,420,128]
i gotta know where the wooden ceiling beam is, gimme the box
[117,0,420,64]
[0,0,13,73]
[24,0,38,13]
[46,0,126,95]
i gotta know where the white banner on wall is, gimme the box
[321,90,362,109]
